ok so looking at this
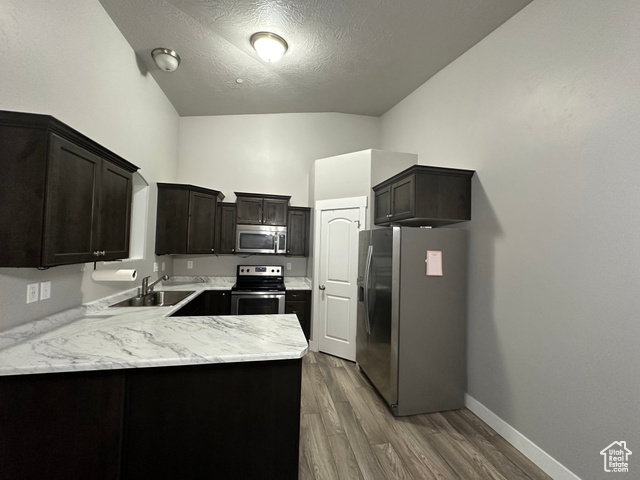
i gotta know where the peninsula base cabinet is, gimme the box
[124,360,301,480]
[0,370,126,480]
[0,359,302,480]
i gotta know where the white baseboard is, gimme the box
[465,394,581,480]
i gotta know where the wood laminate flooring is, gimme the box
[299,351,552,480]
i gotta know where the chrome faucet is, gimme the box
[141,274,169,296]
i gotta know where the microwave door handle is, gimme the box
[274,234,278,254]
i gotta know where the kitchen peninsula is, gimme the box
[0,280,308,480]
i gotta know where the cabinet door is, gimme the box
[390,175,414,221]
[0,370,125,480]
[236,197,263,224]
[285,290,311,340]
[205,291,231,315]
[155,187,189,255]
[123,361,302,480]
[263,198,288,225]
[169,291,206,316]
[286,208,309,257]
[100,161,132,261]
[43,134,101,266]
[187,191,217,254]
[373,185,392,225]
[215,203,236,254]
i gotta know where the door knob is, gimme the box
[319,285,326,290]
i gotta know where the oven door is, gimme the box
[231,292,285,315]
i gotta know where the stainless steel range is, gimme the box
[230,265,286,315]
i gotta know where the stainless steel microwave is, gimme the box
[236,225,287,254]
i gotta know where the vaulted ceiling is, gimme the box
[99,0,532,117]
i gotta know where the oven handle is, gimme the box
[231,291,286,296]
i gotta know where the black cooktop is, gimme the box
[232,265,285,292]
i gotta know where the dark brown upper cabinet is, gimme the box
[155,183,224,255]
[235,192,290,226]
[286,207,311,257]
[373,165,475,227]
[215,202,237,255]
[0,110,138,267]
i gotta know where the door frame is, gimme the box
[310,196,367,353]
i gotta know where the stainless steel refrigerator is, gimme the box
[356,226,467,416]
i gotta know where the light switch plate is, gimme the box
[40,281,51,300]
[286,263,292,271]
[27,283,39,304]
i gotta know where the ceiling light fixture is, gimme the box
[250,32,288,63]
[151,48,181,72]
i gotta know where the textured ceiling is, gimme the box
[99,0,532,117]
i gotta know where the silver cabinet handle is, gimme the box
[319,285,326,290]
[386,214,393,217]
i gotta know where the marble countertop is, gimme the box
[162,276,312,290]
[0,277,311,377]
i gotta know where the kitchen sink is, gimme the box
[110,290,195,308]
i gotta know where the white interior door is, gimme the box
[316,206,363,361]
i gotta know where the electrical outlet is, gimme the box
[286,263,292,271]
[27,283,39,304]
[153,262,159,272]
[40,281,51,300]
[187,261,193,269]
[161,262,166,271]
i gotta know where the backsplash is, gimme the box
[171,255,308,277]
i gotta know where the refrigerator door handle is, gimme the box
[364,244,373,334]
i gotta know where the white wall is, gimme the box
[312,150,372,203]
[370,150,417,186]
[0,0,179,331]
[380,0,640,477]
[176,113,380,277]
[312,149,417,228]
[177,113,381,206]
[172,256,308,277]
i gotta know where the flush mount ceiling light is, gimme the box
[250,32,288,63]
[151,48,181,72]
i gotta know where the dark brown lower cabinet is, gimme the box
[285,290,311,340]
[0,359,302,480]
[169,290,231,316]
[123,360,301,480]
[0,370,125,480]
